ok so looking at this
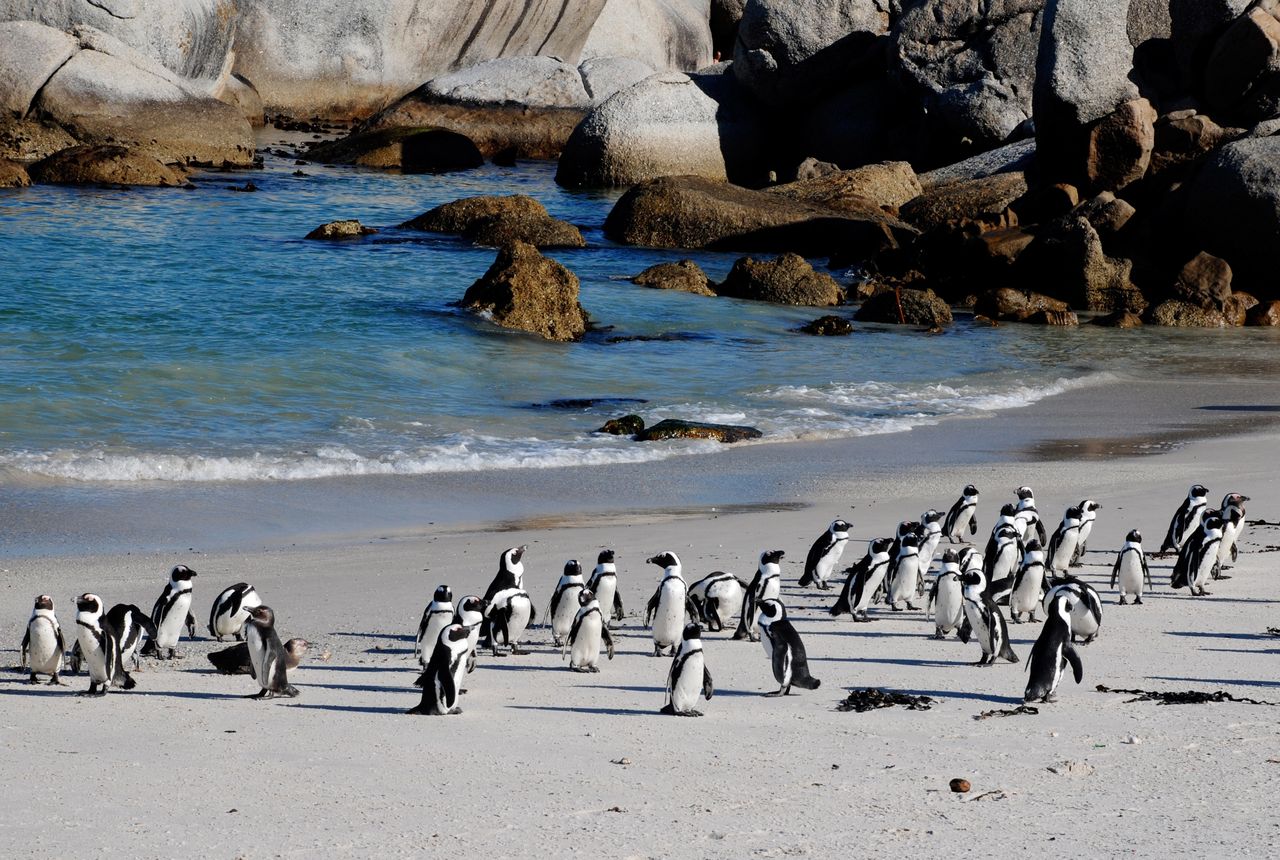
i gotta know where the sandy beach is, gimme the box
[2,376,1279,859]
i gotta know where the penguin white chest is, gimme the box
[669,650,705,712]
[652,582,686,647]
[1010,566,1044,615]
[27,617,62,673]
[506,596,532,642]
[963,600,991,650]
[570,612,603,667]
[760,576,780,602]
[854,564,888,612]
[156,590,192,648]
[77,625,109,683]
[246,624,269,682]
[1118,555,1144,596]
[417,610,451,663]
[593,577,617,619]
[934,580,963,630]
[552,586,582,638]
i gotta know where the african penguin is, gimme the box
[408,624,471,715]
[74,594,117,696]
[1008,540,1047,623]
[21,595,65,685]
[586,549,624,625]
[688,571,750,633]
[1014,486,1048,546]
[479,545,528,649]
[757,599,820,696]
[1045,506,1083,576]
[662,622,713,717]
[918,510,945,576]
[798,519,851,591]
[1043,575,1103,643]
[733,549,783,641]
[106,603,155,687]
[415,585,454,666]
[1160,484,1208,555]
[829,537,893,622]
[207,582,261,642]
[485,584,534,657]
[926,552,965,639]
[565,589,614,672]
[244,605,299,699]
[452,594,485,676]
[1217,493,1250,570]
[645,551,694,657]
[984,523,1023,601]
[142,565,197,659]
[957,571,1018,666]
[1024,592,1084,704]
[209,638,311,675]
[1111,529,1152,604]
[1171,514,1223,597]
[1070,500,1102,566]
[547,561,585,647]
[942,484,979,543]
[886,533,923,611]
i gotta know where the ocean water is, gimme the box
[3,146,1280,485]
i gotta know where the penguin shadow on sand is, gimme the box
[330,631,415,656]
[286,702,408,716]
[582,683,761,698]
[1148,674,1280,689]
[1165,630,1278,642]
[890,687,1025,706]
[507,703,655,718]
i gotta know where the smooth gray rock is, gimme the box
[919,139,1036,187]
[579,57,655,104]
[581,0,714,70]
[1183,135,1280,290]
[0,21,77,117]
[1035,0,1139,130]
[424,57,591,109]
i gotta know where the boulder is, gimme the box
[307,127,484,172]
[899,172,1028,233]
[214,72,266,127]
[603,175,916,259]
[711,0,748,57]
[919,139,1036,187]
[419,57,591,108]
[1182,136,1280,290]
[1203,3,1280,123]
[796,314,854,335]
[854,287,954,326]
[401,194,584,248]
[1074,191,1137,238]
[1246,298,1280,324]
[581,0,715,70]
[0,156,28,187]
[1169,0,1252,82]
[793,156,840,181]
[28,144,187,186]
[890,0,1044,153]
[717,253,845,306]
[1149,111,1236,179]
[629,260,717,296]
[556,70,768,188]
[973,287,1070,322]
[0,116,76,162]
[635,419,763,443]
[0,21,78,117]
[1224,290,1259,324]
[1172,251,1233,309]
[732,0,890,107]
[578,57,656,104]
[305,220,376,240]
[1010,183,1080,224]
[791,74,925,170]
[460,242,589,342]
[768,160,922,212]
[1144,299,1228,326]
[1085,97,1157,192]
[1014,216,1147,312]
[597,415,646,435]
[1025,308,1080,325]
[1091,309,1144,327]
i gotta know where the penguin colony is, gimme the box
[16,485,1250,713]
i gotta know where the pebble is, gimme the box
[949,778,971,793]
[1123,735,1143,745]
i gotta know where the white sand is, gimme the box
[2,404,1280,857]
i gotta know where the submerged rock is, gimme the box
[401,194,584,249]
[1091,309,1144,328]
[597,415,646,435]
[305,220,377,240]
[628,260,717,296]
[796,315,854,335]
[459,241,589,342]
[1246,300,1280,326]
[974,288,1070,322]
[854,288,954,327]
[635,419,762,443]
[29,145,186,187]
[307,127,484,172]
[717,253,844,306]
[1172,251,1233,309]
[0,158,30,188]
[1144,300,1228,327]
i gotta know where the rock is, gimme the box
[459,241,589,341]
[0,21,78,117]
[1224,290,1259,324]
[973,288,1069,322]
[769,161,922,212]
[0,157,28,187]
[796,315,853,335]
[28,144,186,187]
[1011,183,1080,224]
[1086,98,1157,192]
[1246,299,1280,324]
[900,172,1028,234]
[717,253,845,306]
[1182,136,1280,290]
[634,419,763,443]
[597,415,646,435]
[711,0,748,58]
[581,0,715,70]
[401,195,584,249]
[1204,3,1280,123]
[1144,299,1228,326]
[307,127,484,172]
[604,175,914,259]
[1169,0,1252,79]
[919,139,1037,187]
[949,779,971,794]
[578,57,656,104]
[969,226,1037,270]
[791,75,923,171]
[1091,309,1144,327]
[1025,308,1080,325]
[1149,111,1235,179]
[794,156,840,181]
[733,0,890,108]
[214,72,266,127]
[629,260,717,296]
[1074,191,1137,238]
[305,220,376,240]
[1016,216,1147,312]
[556,71,768,188]
[422,57,591,108]
[1172,251,1233,309]
[0,116,77,162]
[854,288,954,327]
[890,0,1044,153]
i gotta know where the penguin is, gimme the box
[644,551,695,657]
[1110,529,1152,605]
[207,582,261,642]
[21,595,65,685]
[1171,514,1224,597]
[926,552,965,639]
[983,504,1021,563]
[1217,493,1250,569]
[208,638,311,675]
[73,594,118,696]
[733,549,783,641]
[829,537,893,622]
[243,605,299,698]
[798,519,851,590]
[688,570,750,633]
[1070,500,1102,566]
[957,571,1018,665]
[984,523,1023,601]
[105,603,156,688]
[142,564,197,659]
[661,621,713,717]
[485,584,534,656]
[586,549,624,624]
[1008,540,1047,623]
[917,510,946,577]
[565,589,615,672]
[1045,506,1083,576]
[479,545,529,649]
[1014,486,1048,546]
[942,484,979,543]
[1023,592,1084,704]
[1043,575,1104,643]
[408,624,470,715]
[756,599,821,696]
[547,561,585,647]
[452,594,485,676]
[1160,484,1208,555]
[414,585,454,666]
[886,533,923,611]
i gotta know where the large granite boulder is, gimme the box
[581,0,714,70]
[733,0,890,108]
[767,160,922,212]
[1203,1,1280,123]
[604,175,916,259]
[1014,216,1147,312]
[919,139,1036,186]
[717,253,845,305]
[307,127,484,172]
[402,194,585,248]
[711,0,748,57]
[900,172,1029,233]
[854,287,954,326]
[1085,97,1157,192]
[28,144,187,186]
[578,57,656,104]
[460,241,589,342]
[629,260,717,296]
[557,70,768,187]
[1169,0,1252,84]
[0,21,78,117]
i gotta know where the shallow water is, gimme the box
[3,144,1280,484]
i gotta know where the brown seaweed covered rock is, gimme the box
[596,415,646,435]
[29,145,185,187]
[305,220,376,240]
[854,287,953,327]
[1144,300,1227,327]
[717,253,844,306]
[0,158,30,187]
[635,419,762,443]
[460,242,589,341]
[796,315,854,335]
[629,260,717,296]
[974,288,1070,322]
[402,195,584,248]
[308,127,484,173]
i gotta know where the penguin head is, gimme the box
[870,537,894,555]
[578,589,595,607]
[1080,499,1101,513]
[964,484,979,496]
[446,624,470,643]
[647,551,680,570]
[681,621,703,641]
[170,565,197,582]
[1064,505,1083,521]
[76,593,102,614]
[895,520,914,537]
[921,510,942,525]
[458,595,485,617]
[830,519,852,535]
[284,638,311,659]
[1016,486,1034,500]
[958,571,983,588]
[1000,503,1018,517]
[1202,514,1224,532]
[1126,528,1142,543]
[899,533,920,550]
[563,559,581,577]
[1050,591,1078,616]
[1190,484,1208,498]
[941,549,959,565]
[759,549,785,566]
[1222,492,1249,508]
[1023,539,1043,553]
[247,605,276,629]
[757,598,785,623]
[34,594,54,611]
[503,546,527,569]
[597,549,615,564]
[434,585,452,603]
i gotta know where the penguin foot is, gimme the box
[1134,598,1143,605]
[678,710,704,717]
[933,631,945,640]
[510,647,529,656]
[764,690,784,698]
[1118,597,1128,605]
[448,707,462,715]
[120,672,137,690]
[889,606,903,612]
[905,602,921,611]
[1217,574,1232,580]
[1044,693,1059,703]
[26,674,38,685]
[569,666,591,673]
[245,690,268,699]
[48,675,63,686]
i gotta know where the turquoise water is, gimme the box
[3,148,1280,484]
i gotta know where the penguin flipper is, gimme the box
[602,624,615,660]
[969,514,977,536]
[957,615,972,644]
[644,589,660,627]
[1064,644,1083,684]
[999,637,1019,664]
[1110,552,1121,588]
[55,624,65,659]
[20,628,29,666]
[702,666,714,701]
[1140,552,1152,589]
[612,592,624,621]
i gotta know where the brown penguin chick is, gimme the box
[207,637,313,674]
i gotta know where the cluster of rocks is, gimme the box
[596,415,764,444]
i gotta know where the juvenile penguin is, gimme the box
[586,549,624,624]
[886,533,923,611]
[1070,500,1102,566]
[565,589,615,672]
[21,595,65,685]
[1171,514,1224,597]
[645,551,693,657]
[733,549,784,641]
[1111,529,1152,604]
[415,585,454,666]
[942,484,980,543]
[479,545,528,649]
[74,594,117,696]
[1045,506,1083,576]
[408,624,471,715]
[243,605,299,699]
[142,565,197,659]
[547,561,585,647]
[829,538,893,622]
[798,519,851,591]
[756,599,821,696]
[926,552,965,639]
[105,603,156,688]
[1043,575,1104,643]
[1008,540,1047,623]
[207,582,261,642]
[958,571,1018,666]
[209,638,311,675]
[1024,592,1084,704]
[688,570,750,633]
[1014,486,1048,546]
[1161,484,1208,555]
[662,621,713,717]
[1217,493,1250,569]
